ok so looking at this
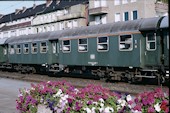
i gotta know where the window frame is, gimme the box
[16,44,21,54]
[124,12,129,21]
[115,13,121,22]
[62,40,71,53]
[146,33,156,51]
[31,42,38,54]
[40,42,47,53]
[119,34,133,51]
[9,45,15,54]
[97,36,109,52]
[133,10,138,20]
[78,38,88,52]
[23,43,29,54]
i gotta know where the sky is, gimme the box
[0,1,46,15]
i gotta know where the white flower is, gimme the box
[109,107,114,112]
[25,88,30,94]
[118,99,126,107]
[100,103,104,107]
[99,98,104,103]
[53,89,62,97]
[93,102,98,105]
[47,81,50,83]
[99,107,104,112]
[59,95,68,104]
[117,105,121,111]
[104,107,114,113]
[84,108,91,113]
[154,103,161,112]
[40,97,44,103]
[126,95,132,101]
[131,110,142,113]
[91,107,96,113]
[74,88,79,94]
[31,87,35,90]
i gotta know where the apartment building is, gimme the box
[32,0,88,34]
[0,8,34,38]
[0,0,88,38]
[88,0,168,25]
[0,0,168,38]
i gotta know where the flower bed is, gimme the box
[16,81,169,113]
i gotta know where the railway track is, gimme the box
[0,71,168,96]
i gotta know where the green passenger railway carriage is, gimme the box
[0,38,9,68]
[4,32,61,73]
[0,16,169,84]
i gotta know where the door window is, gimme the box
[146,33,156,51]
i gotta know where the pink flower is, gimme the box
[148,106,155,113]
[133,104,142,111]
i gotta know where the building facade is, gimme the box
[88,0,168,25]
[0,0,88,38]
[32,3,88,34]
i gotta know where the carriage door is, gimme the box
[52,41,59,61]
[144,32,161,65]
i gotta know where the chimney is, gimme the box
[15,9,21,14]
[33,4,36,9]
[22,7,27,13]
[46,0,52,7]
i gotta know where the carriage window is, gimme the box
[9,45,15,54]
[31,43,38,54]
[23,44,29,54]
[97,37,109,51]
[16,45,21,54]
[146,33,156,51]
[119,35,133,51]
[40,42,47,53]
[62,40,71,53]
[78,38,88,52]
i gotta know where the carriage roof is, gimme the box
[6,17,162,44]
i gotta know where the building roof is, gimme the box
[0,0,88,24]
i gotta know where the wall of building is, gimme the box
[88,0,168,25]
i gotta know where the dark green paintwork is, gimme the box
[59,33,163,69]
[0,45,8,63]
[142,32,162,67]
[8,41,59,65]
[59,34,142,68]
[163,30,169,66]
